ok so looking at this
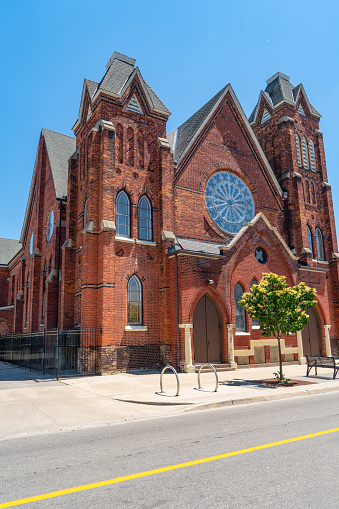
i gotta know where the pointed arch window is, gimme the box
[307,225,314,258]
[234,282,247,332]
[309,140,317,172]
[316,228,325,261]
[295,134,302,167]
[127,275,143,324]
[250,278,260,327]
[302,137,309,169]
[138,196,152,241]
[116,190,130,237]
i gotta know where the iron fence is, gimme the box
[0,329,101,378]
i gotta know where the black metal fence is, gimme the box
[0,329,101,378]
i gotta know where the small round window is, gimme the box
[29,233,34,256]
[46,211,54,242]
[255,247,267,264]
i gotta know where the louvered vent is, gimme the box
[261,108,271,124]
[309,140,317,171]
[295,134,302,167]
[302,137,309,169]
[297,103,305,116]
[127,95,143,114]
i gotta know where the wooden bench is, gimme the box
[305,355,339,379]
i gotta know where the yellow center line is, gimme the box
[1,427,338,508]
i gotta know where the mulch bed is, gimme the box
[252,378,315,387]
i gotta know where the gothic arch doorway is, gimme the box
[302,307,322,356]
[193,294,223,364]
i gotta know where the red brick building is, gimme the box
[1,53,338,372]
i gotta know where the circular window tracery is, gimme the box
[205,171,255,234]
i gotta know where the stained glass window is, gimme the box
[307,225,314,258]
[127,275,142,324]
[205,172,255,235]
[116,190,130,237]
[316,228,325,261]
[234,282,247,332]
[138,196,152,241]
[250,278,260,327]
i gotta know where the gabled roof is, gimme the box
[0,238,22,265]
[167,84,282,198]
[249,72,321,124]
[74,52,170,129]
[20,129,76,243]
[167,86,227,163]
[167,214,299,262]
[42,129,76,199]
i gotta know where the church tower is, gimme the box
[250,72,339,343]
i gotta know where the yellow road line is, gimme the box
[1,427,338,508]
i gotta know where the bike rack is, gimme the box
[197,363,219,392]
[160,365,180,396]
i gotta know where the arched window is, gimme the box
[138,196,152,241]
[307,225,314,258]
[116,190,130,237]
[309,139,317,171]
[116,124,123,164]
[316,228,325,261]
[250,278,260,327]
[138,130,144,168]
[126,127,134,166]
[234,282,247,332]
[295,134,302,167]
[302,137,309,169]
[127,275,142,324]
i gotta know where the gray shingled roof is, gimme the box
[249,73,320,122]
[169,86,227,162]
[97,57,170,115]
[171,237,229,256]
[0,238,21,265]
[42,129,76,199]
[85,78,98,98]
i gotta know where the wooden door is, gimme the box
[193,295,222,363]
[302,307,322,356]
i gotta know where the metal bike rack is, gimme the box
[197,363,219,392]
[160,365,180,396]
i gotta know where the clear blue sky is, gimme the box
[1,0,338,242]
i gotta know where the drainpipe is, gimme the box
[175,252,180,371]
[55,199,63,329]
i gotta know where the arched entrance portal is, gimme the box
[193,294,223,363]
[302,307,322,356]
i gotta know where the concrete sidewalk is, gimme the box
[0,361,338,440]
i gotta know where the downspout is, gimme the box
[175,252,180,371]
[55,199,63,328]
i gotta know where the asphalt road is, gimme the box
[0,392,338,508]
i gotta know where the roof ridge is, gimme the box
[42,128,75,140]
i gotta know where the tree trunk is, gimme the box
[277,336,283,382]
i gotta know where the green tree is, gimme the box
[239,273,317,383]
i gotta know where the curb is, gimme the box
[185,385,339,412]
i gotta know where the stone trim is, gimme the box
[179,323,194,373]
[125,325,148,331]
[235,338,298,357]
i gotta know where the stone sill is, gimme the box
[125,325,148,332]
[115,236,157,246]
[235,332,251,336]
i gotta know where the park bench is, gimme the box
[305,355,339,379]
